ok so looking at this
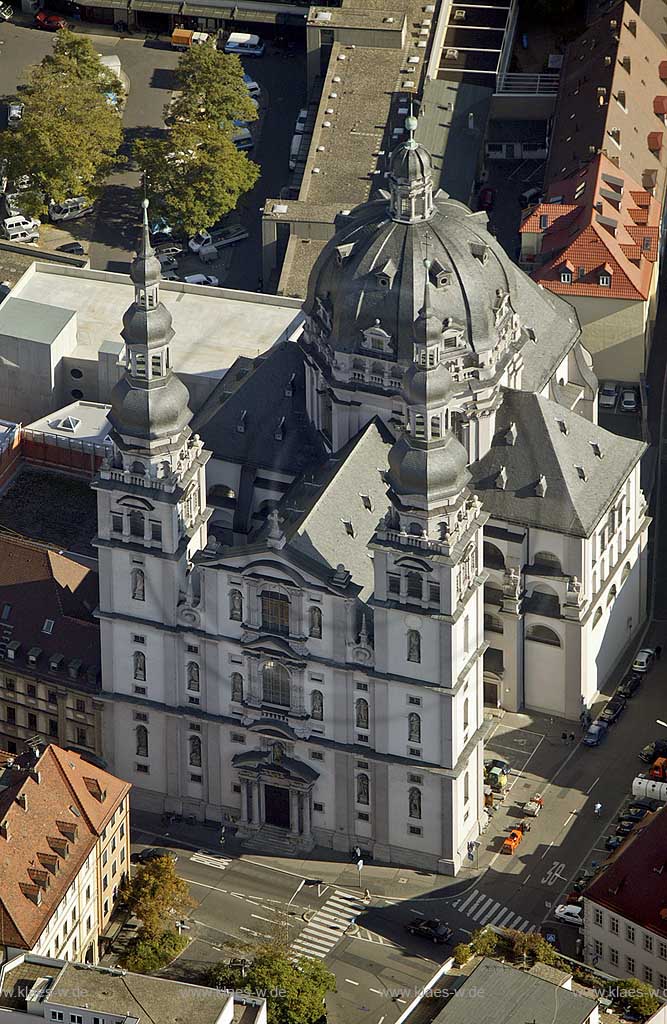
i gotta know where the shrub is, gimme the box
[121,928,187,973]
[452,942,473,965]
[471,928,498,956]
[617,978,660,1018]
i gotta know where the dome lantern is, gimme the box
[388,116,434,223]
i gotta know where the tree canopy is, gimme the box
[618,979,660,1018]
[0,30,123,216]
[135,39,258,236]
[207,942,336,1024]
[120,855,194,939]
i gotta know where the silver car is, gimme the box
[598,382,618,409]
[7,102,23,128]
[621,387,638,413]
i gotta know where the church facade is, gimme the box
[95,123,648,874]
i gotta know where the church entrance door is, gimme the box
[264,784,290,828]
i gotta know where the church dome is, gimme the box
[403,361,456,408]
[388,432,470,503]
[109,374,192,442]
[389,116,433,184]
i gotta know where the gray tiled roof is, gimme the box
[433,958,596,1024]
[470,390,645,536]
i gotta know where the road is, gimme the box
[0,20,305,287]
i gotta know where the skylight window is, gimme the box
[590,442,603,459]
[576,466,587,481]
[341,519,355,538]
[1,604,11,621]
[42,619,55,635]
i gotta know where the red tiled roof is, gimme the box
[0,744,130,951]
[584,806,667,938]
[520,153,660,300]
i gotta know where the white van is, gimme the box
[2,215,40,242]
[224,32,265,57]
[49,196,93,222]
[288,133,301,171]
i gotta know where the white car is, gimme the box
[621,387,638,413]
[184,274,218,287]
[632,648,655,673]
[598,382,618,409]
[243,74,260,99]
[157,254,177,271]
[188,230,212,253]
[295,107,308,134]
[7,102,23,127]
[554,904,583,925]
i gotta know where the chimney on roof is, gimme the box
[627,18,636,35]
[621,56,631,72]
[16,793,28,812]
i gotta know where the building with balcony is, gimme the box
[0,744,130,964]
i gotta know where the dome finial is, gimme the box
[405,113,418,149]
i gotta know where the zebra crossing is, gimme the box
[291,889,366,960]
[190,851,232,871]
[450,888,536,933]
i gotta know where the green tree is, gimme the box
[470,927,498,956]
[134,122,259,237]
[619,978,660,1018]
[0,31,123,216]
[452,942,473,965]
[207,942,336,1024]
[168,39,256,131]
[503,928,558,966]
[121,928,187,974]
[120,855,194,939]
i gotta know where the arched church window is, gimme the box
[408,712,421,743]
[262,661,290,707]
[261,590,290,636]
[131,568,145,602]
[526,624,561,647]
[355,698,369,730]
[408,522,423,536]
[407,571,422,600]
[622,562,631,583]
[130,462,145,476]
[311,689,323,721]
[135,725,148,758]
[593,607,603,627]
[309,606,322,639]
[464,771,470,804]
[356,773,369,805]
[408,787,422,819]
[463,698,469,729]
[129,511,144,538]
[189,735,202,767]
[133,651,146,682]
[407,630,421,663]
[229,589,243,622]
[186,662,200,691]
[231,673,243,702]
[607,584,617,606]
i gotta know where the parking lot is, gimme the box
[0,18,306,290]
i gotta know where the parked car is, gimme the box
[151,231,175,248]
[621,387,638,413]
[158,254,177,272]
[618,672,641,699]
[232,127,253,151]
[189,229,212,253]
[49,196,93,222]
[295,107,308,134]
[485,758,510,775]
[135,847,177,864]
[404,917,453,943]
[0,4,13,20]
[600,695,627,724]
[154,243,183,259]
[627,797,660,812]
[598,381,619,409]
[243,73,260,99]
[584,721,608,747]
[632,648,655,673]
[519,186,542,208]
[478,186,496,210]
[184,273,219,286]
[605,834,624,852]
[554,904,583,925]
[34,9,67,29]
[640,740,667,763]
[615,819,636,836]
[57,241,85,255]
[618,807,649,823]
[7,102,23,127]
[223,31,265,57]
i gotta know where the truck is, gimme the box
[632,776,667,802]
[650,757,667,781]
[171,28,209,50]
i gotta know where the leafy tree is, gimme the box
[452,942,473,965]
[120,855,194,939]
[121,928,187,973]
[503,928,558,966]
[207,941,336,1024]
[135,39,258,235]
[470,927,498,956]
[168,40,256,131]
[0,30,123,216]
[134,122,258,237]
[618,979,660,1018]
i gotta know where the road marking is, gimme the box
[190,852,231,870]
[345,979,360,986]
[251,914,274,924]
[452,888,535,932]
[472,897,494,921]
[458,890,481,913]
[290,889,365,960]
[541,861,567,886]
[586,777,600,795]
[370,988,383,995]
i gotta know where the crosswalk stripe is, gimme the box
[458,889,479,913]
[488,905,509,925]
[290,890,361,961]
[307,923,347,938]
[479,901,500,924]
[494,909,515,927]
[292,945,326,958]
[467,894,487,917]
[472,897,494,921]
[527,925,537,934]
[503,913,520,929]
[296,934,333,950]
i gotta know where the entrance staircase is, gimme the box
[242,824,302,856]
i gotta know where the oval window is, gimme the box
[70,368,83,379]
[71,389,83,399]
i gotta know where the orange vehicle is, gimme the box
[650,757,667,781]
[502,829,523,854]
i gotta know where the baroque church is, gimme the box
[95,119,649,873]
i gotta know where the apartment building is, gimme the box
[0,744,130,964]
[583,805,667,986]
[0,536,102,760]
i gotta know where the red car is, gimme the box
[478,186,496,210]
[35,9,67,29]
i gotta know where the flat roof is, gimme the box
[437,0,513,83]
[28,400,112,444]
[11,264,303,380]
[0,297,75,345]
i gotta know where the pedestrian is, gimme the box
[353,845,361,862]
[656,645,662,660]
[561,731,567,744]
[219,825,226,847]
[364,888,370,902]
[594,802,602,816]
[569,733,575,744]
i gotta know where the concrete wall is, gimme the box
[570,293,648,383]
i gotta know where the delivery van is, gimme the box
[223,32,265,57]
[1,215,39,241]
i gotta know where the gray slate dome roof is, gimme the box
[388,432,470,503]
[304,191,564,365]
[403,361,456,408]
[121,302,174,351]
[389,137,432,184]
[109,374,192,443]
